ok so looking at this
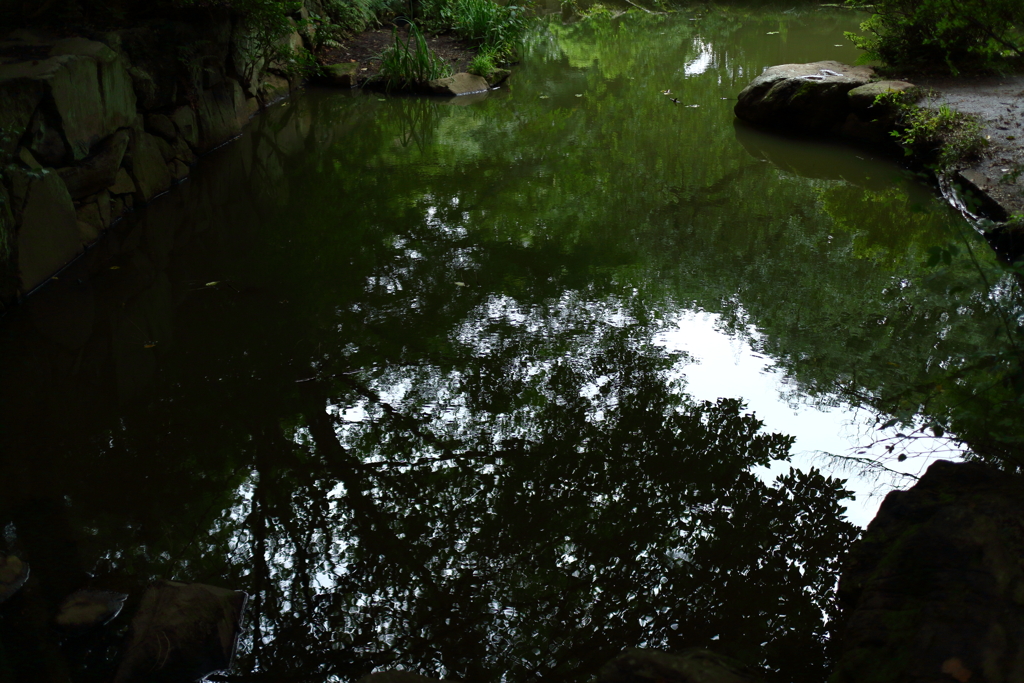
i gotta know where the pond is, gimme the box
[0,4,1013,683]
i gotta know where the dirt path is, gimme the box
[917,75,1024,219]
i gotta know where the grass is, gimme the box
[378,21,453,90]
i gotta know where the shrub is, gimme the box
[877,92,988,168]
[844,0,1024,73]
[379,21,453,90]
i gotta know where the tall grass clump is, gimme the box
[379,21,453,90]
[421,0,530,58]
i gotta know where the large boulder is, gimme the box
[16,170,82,292]
[831,460,1024,683]
[734,61,874,132]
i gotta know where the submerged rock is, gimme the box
[597,648,763,683]
[55,589,128,631]
[0,553,29,604]
[427,73,489,97]
[734,61,874,132]
[832,460,1024,683]
[113,580,247,683]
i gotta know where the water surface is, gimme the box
[0,6,1007,683]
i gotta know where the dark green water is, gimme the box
[0,6,1015,683]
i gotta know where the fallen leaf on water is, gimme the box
[539,95,549,99]
[206,281,220,287]
[454,281,467,287]
[144,343,157,349]
[110,266,120,270]
[767,31,778,34]
[688,104,699,108]
[575,93,583,97]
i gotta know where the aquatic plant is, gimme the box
[378,21,453,90]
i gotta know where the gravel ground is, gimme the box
[916,75,1024,219]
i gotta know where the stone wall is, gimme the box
[0,11,307,309]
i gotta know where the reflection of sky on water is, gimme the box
[658,312,963,528]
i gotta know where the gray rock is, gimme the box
[196,78,247,153]
[57,129,130,199]
[18,146,42,170]
[427,72,490,96]
[26,105,68,166]
[113,580,247,683]
[17,170,81,291]
[145,113,177,141]
[128,65,159,111]
[109,167,137,195]
[734,61,875,132]
[171,105,199,148]
[832,460,1024,683]
[55,589,128,630]
[76,201,104,234]
[126,131,172,202]
[597,648,763,683]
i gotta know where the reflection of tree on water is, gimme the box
[227,310,857,683]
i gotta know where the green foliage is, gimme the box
[844,0,1024,72]
[876,92,987,168]
[322,0,396,36]
[420,0,530,58]
[379,22,453,90]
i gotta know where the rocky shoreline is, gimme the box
[733,60,1024,258]
[0,12,505,312]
